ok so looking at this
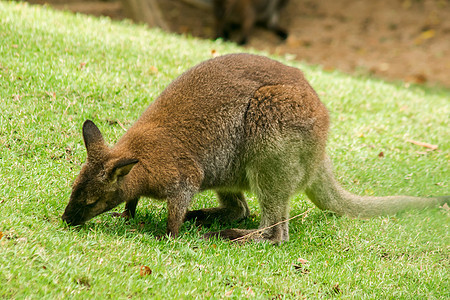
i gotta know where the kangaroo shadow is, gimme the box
[63,198,341,245]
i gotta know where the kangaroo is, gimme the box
[213,0,289,45]
[62,53,448,244]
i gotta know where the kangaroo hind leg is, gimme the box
[205,153,303,244]
[247,163,295,244]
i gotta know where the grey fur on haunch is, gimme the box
[62,53,448,244]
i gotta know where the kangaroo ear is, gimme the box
[82,120,107,157]
[108,158,139,183]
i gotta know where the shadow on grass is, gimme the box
[63,198,343,246]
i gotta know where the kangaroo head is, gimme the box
[62,120,138,226]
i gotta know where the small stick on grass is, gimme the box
[117,120,127,132]
[406,139,438,150]
[230,208,314,243]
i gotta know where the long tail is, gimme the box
[305,156,449,218]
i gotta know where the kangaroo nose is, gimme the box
[61,213,73,226]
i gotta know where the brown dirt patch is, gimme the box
[28,0,450,87]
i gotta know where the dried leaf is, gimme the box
[441,203,449,211]
[297,258,309,264]
[79,62,87,69]
[378,151,384,158]
[414,29,436,45]
[139,265,152,277]
[246,287,255,296]
[420,29,436,40]
[0,232,3,240]
[149,65,158,74]
[406,139,438,150]
[45,91,56,100]
[225,288,234,297]
[211,49,219,58]
[332,283,341,294]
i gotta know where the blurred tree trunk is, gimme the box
[121,0,169,30]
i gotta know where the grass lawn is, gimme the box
[0,1,448,298]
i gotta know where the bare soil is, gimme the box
[27,0,450,87]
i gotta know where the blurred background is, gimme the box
[25,0,450,87]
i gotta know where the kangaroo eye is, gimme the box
[85,196,99,206]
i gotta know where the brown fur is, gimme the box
[62,53,448,243]
[213,0,289,45]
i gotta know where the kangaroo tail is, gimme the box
[305,156,449,218]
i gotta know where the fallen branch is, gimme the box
[406,139,438,150]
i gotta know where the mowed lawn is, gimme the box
[0,2,449,299]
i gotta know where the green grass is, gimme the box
[0,1,449,298]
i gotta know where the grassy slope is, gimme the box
[0,2,449,299]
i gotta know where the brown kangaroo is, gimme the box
[213,0,289,45]
[62,53,448,243]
